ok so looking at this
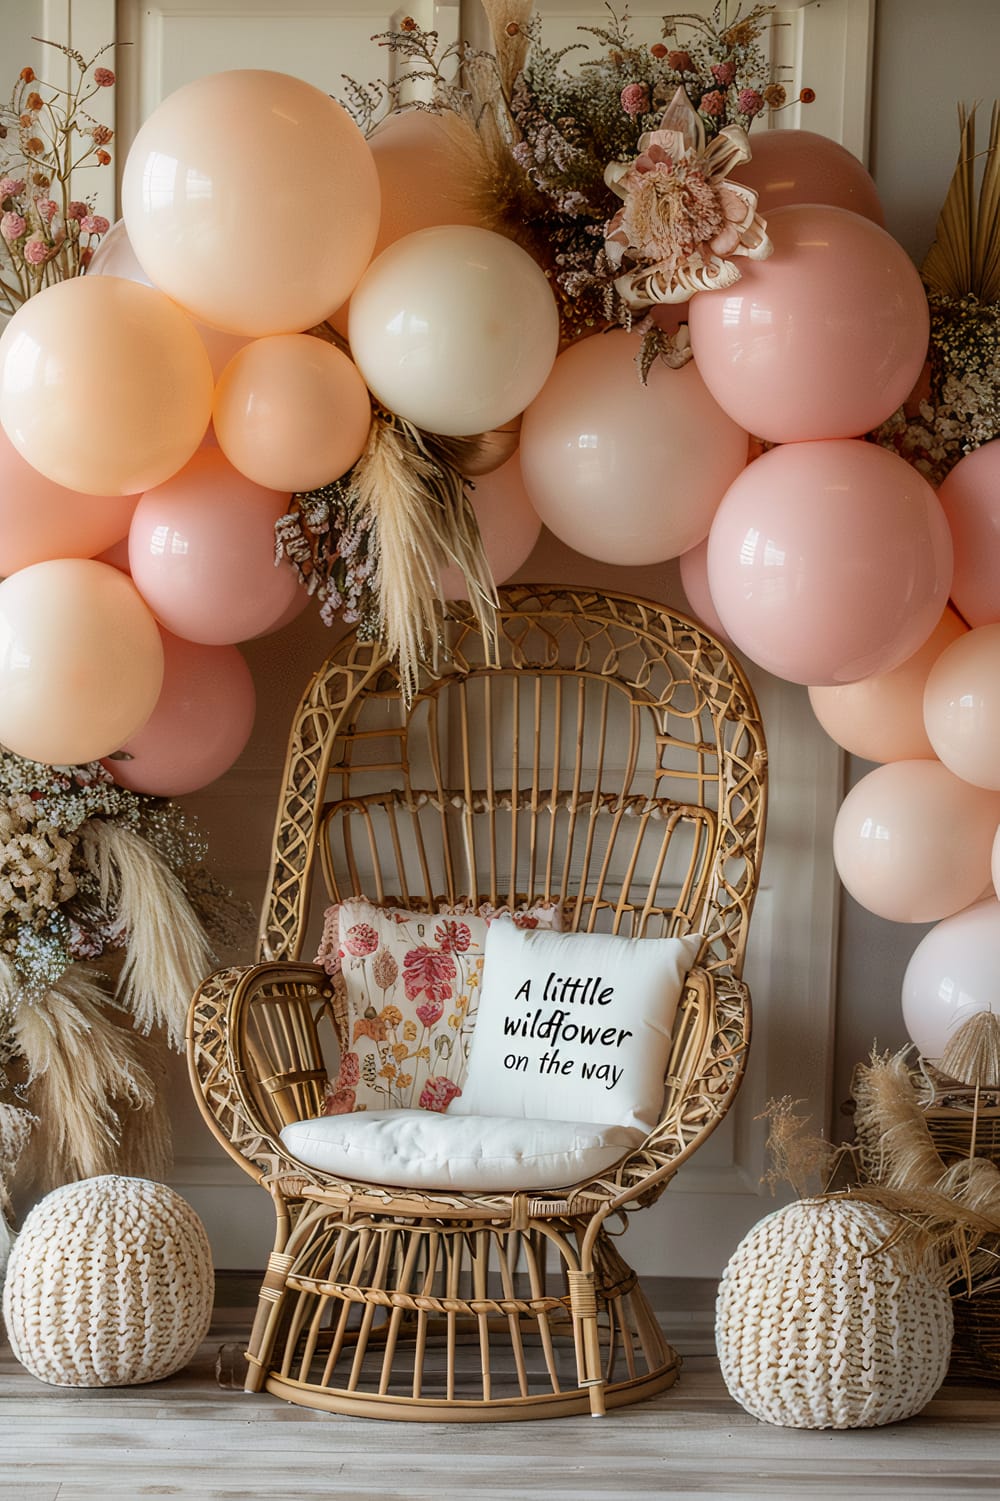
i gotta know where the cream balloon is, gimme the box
[924,623,1000,789]
[349,226,560,437]
[0,276,213,496]
[832,759,1000,924]
[439,453,542,599]
[902,899,1000,1062]
[0,559,164,765]
[121,70,380,336]
[809,606,967,763]
[519,331,748,566]
[213,335,372,493]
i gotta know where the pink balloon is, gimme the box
[678,537,733,644]
[103,631,255,796]
[519,331,748,565]
[809,606,966,763]
[924,623,1000,789]
[129,449,302,645]
[0,427,137,574]
[440,453,542,599]
[0,559,164,765]
[729,129,885,224]
[706,439,952,685]
[213,335,371,493]
[902,899,1000,1061]
[937,440,1000,626]
[688,204,929,443]
[833,760,1000,923]
[96,536,132,573]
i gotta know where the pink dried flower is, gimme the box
[67,201,89,221]
[711,62,736,87]
[91,124,114,146]
[80,213,110,235]
[620,83,650,117]
[415,997,444,1028]
[1,211,26,241]
[0,177,25,199]
[324,1084,356,1115]
[402,945,455,1003]
[667,50,693,72]
[418,1075,461,1113]
[700,90,726,118]
[34,197,57,223]
[22,237,49,265]
[93,67,116,87]
[738,88,764,118]
[343,922,379,957]
[434,920,472,954]
[337,1051,361,1088]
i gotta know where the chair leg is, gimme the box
[567,1268,606,1417]
[244,1250,295,1393]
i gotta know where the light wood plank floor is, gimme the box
[2,1294,999,1501]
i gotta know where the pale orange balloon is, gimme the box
[369,109,481,257]
[213,335,371,493]
[809,606,967,763]
[924,623,1000,789]
[0,276,213,496]
[0,427,138,575]
[121,70,380,336]
[0,559,164,764]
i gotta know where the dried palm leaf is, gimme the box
[940,1010,1000,1089]
[922,103,1000,301]
[79,819,214,1049]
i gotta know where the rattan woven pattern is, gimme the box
[716,1198,954,1429]
[3,1175,213,1387]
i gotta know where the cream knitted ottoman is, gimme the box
[2,1175,214,1387]
[716,1197,953,1429]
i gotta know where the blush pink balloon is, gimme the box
[688,204,929,443]
[0,559,164,765]
[0,427,137,574]
[833,760,1000,923]
[369,109,481,257]
[729,129,885,224]
[439,453,542,599]
[519,331,748,565]
[902,899,1000,1061]
[213,335,371,493]
[128,449,302,645]
[678,537,733,644]
[103,631,256,796]
[809,606,967,763]
[923,623,1000,790]
[706,439,953,685]
[937,440,1000,626]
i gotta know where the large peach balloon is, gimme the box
[0,559,164,764]
[439,453,541,599]
[213,335,371,493]
[103,632,255,796]
[129,449,301,645]
[0,277,213,496]
[833,760,1000,923]
[924,623,1000,789]
[349,226,559,437]
[809,606,966,763]
[0,428,138,574]
[729,129,885,224]
[519,331,748,565]
[369,109,481,256]
[688,204,929,443]
[707,439,952,685]
[121,70,380,336]
[902,899,1000,1061]
[937,440,1000,626]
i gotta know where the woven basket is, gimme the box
[716,1197,953,1428]
[2,1175,214,1387]
[922,1078,1000,1385]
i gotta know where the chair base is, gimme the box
[244,1203,678,1420]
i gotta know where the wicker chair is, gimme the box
[187,584,767,1420]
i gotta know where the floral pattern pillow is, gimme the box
[316,898,564,1115]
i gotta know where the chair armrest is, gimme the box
[186,960,336,1185]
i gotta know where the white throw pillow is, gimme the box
[450,923,702,1132]
[280,1110,644,1192]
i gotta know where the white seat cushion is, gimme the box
[280,1110,645,1193]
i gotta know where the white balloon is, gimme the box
[902,898,1000,1061]
[348,226,560,437]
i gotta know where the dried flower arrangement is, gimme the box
[276,1,792,689]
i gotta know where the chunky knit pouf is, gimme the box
[716,1197,953,1429]
[2,1175,213,1387]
